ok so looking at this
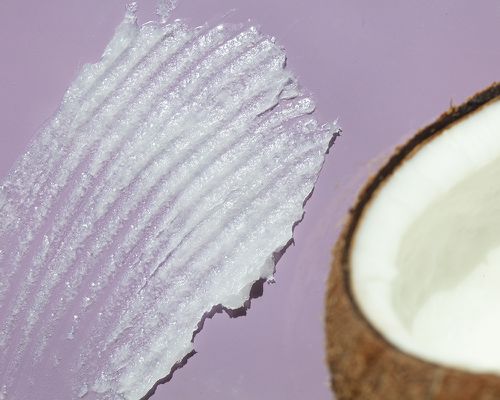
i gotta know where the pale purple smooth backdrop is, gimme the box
[1,1,500,399]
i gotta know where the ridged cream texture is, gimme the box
[0,7,336,400]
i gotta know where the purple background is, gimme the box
[1,1,500,399]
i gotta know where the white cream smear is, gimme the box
[0,5,337,400]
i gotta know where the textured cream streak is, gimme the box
[0,6,337,400]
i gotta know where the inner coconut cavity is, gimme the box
[351,97,500,374]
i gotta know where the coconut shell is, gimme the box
[326,83,500,400]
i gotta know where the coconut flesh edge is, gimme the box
[351,97,500,374]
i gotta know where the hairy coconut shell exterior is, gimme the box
[326,83,500,400]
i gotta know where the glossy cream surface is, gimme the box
[0,6,335,399]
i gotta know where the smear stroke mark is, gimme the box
[0,5,338,400]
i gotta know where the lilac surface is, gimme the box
[1,1,500,399]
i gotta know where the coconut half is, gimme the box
[326,83,500,400]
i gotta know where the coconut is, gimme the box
[326,83,500,400]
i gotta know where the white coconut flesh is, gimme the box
[351,97,500,375]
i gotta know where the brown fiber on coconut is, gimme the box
[326,83,500,400]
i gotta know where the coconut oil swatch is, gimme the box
[0,5,337,399]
